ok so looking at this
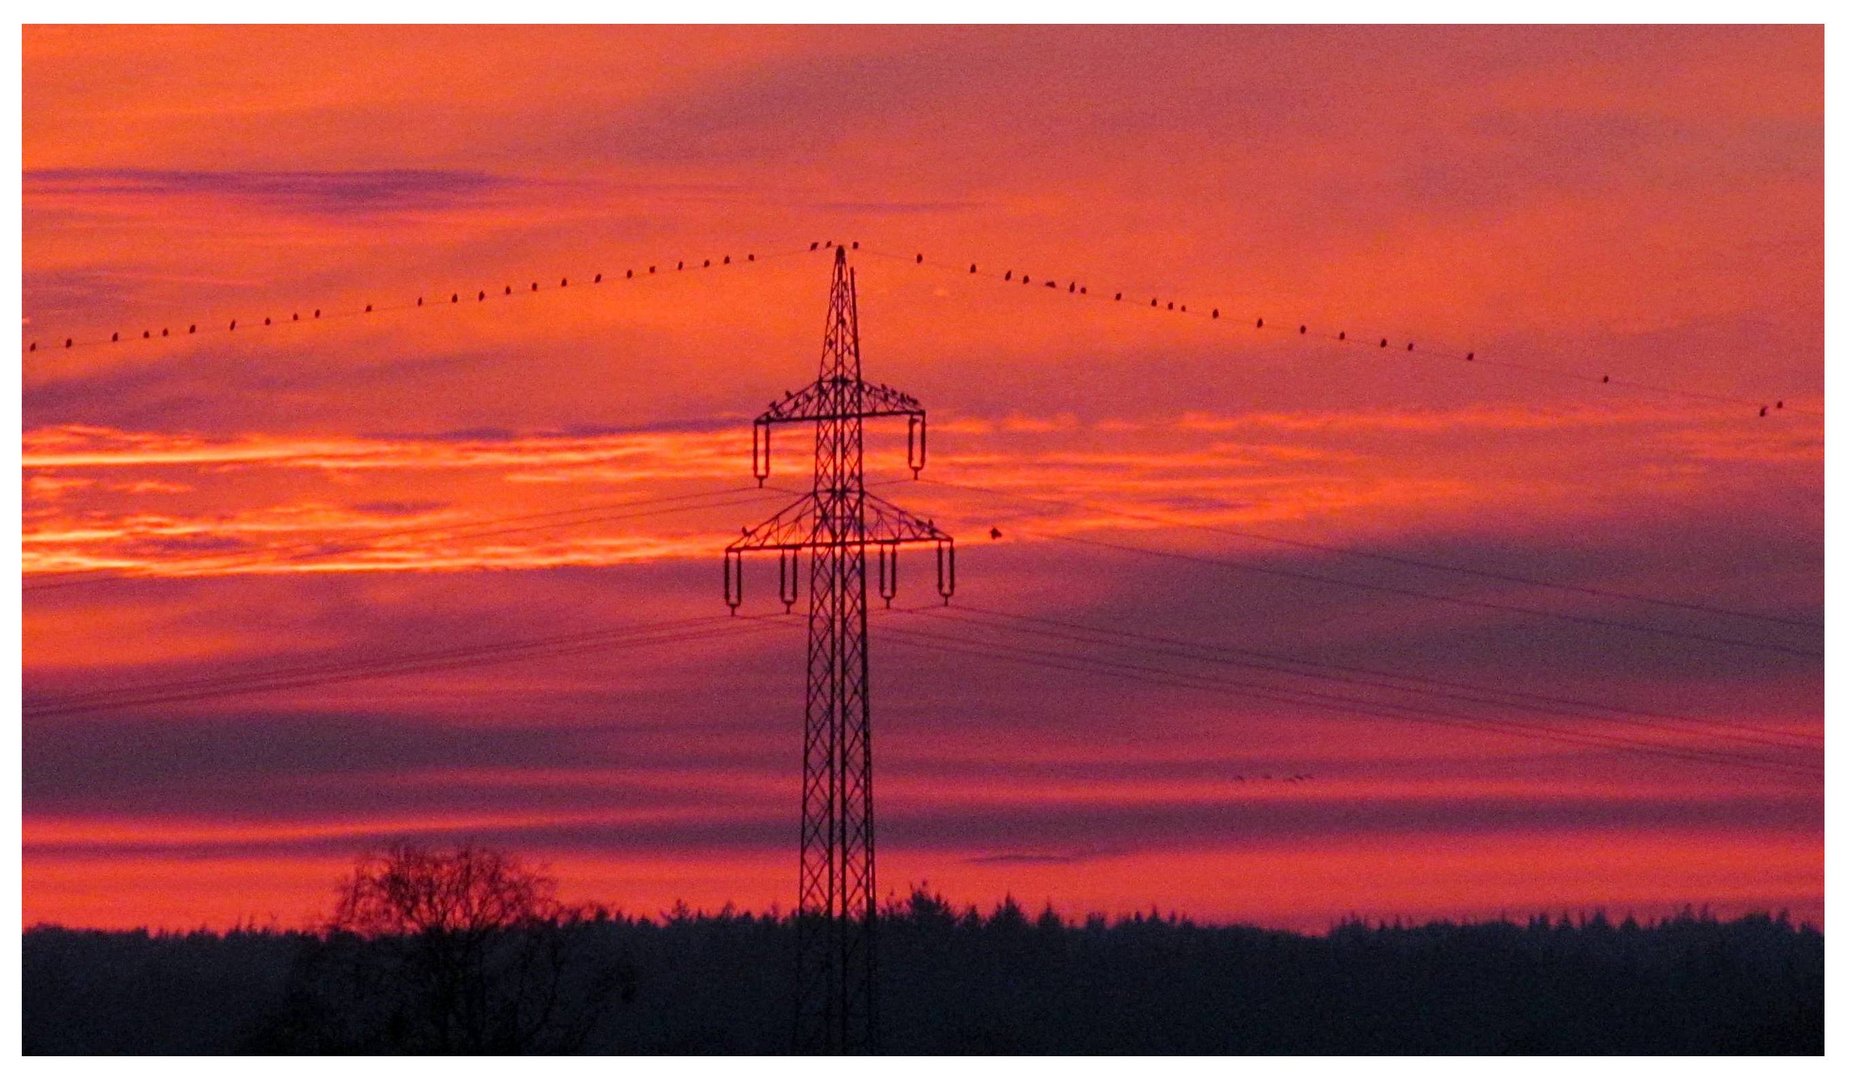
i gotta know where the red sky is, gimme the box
[20,25,1822,931]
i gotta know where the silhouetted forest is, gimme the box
[24,894,1822,1054]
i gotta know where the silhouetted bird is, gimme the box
[1760,406,1769,417]
[989,527,1003,540]
[1777,400,1785,409]
[1602,375,1610,383]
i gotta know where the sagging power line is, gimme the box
[941,602,1819,751]
[22,241,837,357]
[22,233,1812,423]
[894,478,1820,661]
[912,477,1819,632]
[874,614,1821,778]
[858,245,1818,420]
[24,611,798,720]
[915,604,1819,753]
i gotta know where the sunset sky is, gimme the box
[20,25,1823,931]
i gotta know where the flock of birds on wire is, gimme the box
[22,236,1806,418]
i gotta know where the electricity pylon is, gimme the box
[724,245,955,1055]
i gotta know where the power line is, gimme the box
[858,246,1819,420]
[917,478,1819,632]
[31,611,732,707]
[25,234,1818,420]
[923,603,1820,751]
[903,479,1819,661]
[947,602,1820,748]
[1043,530,1819,660]
[877,622,1818,776]
[873,616,1821,778]
[22,239,841,358]
[24,612,799,719]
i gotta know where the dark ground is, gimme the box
[22,897,1823,1054]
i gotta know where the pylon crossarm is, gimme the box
[757,377,922,426]
[729,491,951,553]
[862,491,952,546]
[727,492,822,553]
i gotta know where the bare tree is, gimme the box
[334,843,561,936]
[265,843,626,1053]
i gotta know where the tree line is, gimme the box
[22,844,1824,1054]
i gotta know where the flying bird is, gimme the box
[989,527,1003,540]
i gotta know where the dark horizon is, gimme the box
[23,897,1824,1054]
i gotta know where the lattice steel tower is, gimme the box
[723,245,955,1054]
